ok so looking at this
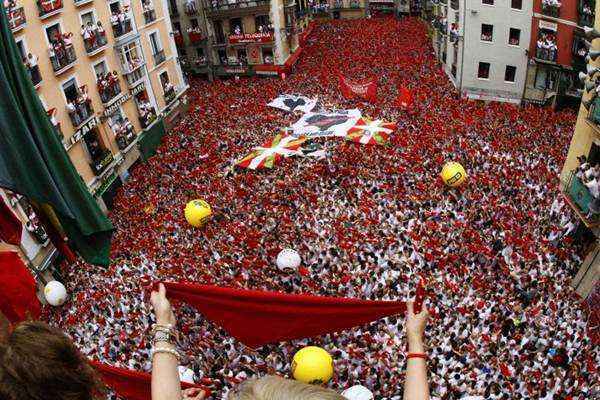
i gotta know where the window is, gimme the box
[505,65,516,82]
[255,15,270,33]
[15,40,26,60]
[94,60,108,79]
[172,21,181,33]
[45,23,62,43]
[509,28,520,46]
[482,0,493,5]
[214,20,225,43]
[190,18,199,29]
[81,11,94,26]
[478,62,490,79]
[262,47,273,64]
[149,32,161,54]
[481,24,493,42]
[511,0,522,9]
[230,18,243,35]
[62,78,78,102]
[196,47,204,58]
[159,71,170,87]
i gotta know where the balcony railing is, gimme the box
[67,101,94,128]
[535,47,558,63]
[188,30,203,43]
[563,171,600,227]
[97,79,122,104]
[206,0,269,12]
[143,9,157,24]
[541,4,560,18]
[123,64,146,86]
[50,46,77,74]
[91,150,114,176]
[83,32,108,55]
[37,0,63,18]
[164,86,176,104]
[7,7,26,32]
[115,122,136,150]
[153,49,166,65]
[112,16,133,38]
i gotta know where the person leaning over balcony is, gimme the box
[96,21,106,44]
[149,283,430,400]
[26,53,41,83]
[63,33,75,61]
[110,10,121,37]
[81,24,92,51]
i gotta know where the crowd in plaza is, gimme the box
[42,17,598,399]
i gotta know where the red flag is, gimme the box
[0,251,41,323]
[162,282,408,348]
[0,196,21,245]
[395,87,413,109]
[91,361,210,400]
[499,362,512,377]
[339,74,378,103]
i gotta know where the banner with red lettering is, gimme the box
[339,75,378,103]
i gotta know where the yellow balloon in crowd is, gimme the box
[292,346,334,385]
[441,161,467,187]
[184,200,212,227]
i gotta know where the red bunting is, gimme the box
[91,361,211,400]
[339,74,378,103]
[0,251,40,323]
[162,282,417,348]
[0,196,22,246]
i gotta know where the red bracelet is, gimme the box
[407,353,427,360]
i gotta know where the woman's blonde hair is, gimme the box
[229,375,346,400]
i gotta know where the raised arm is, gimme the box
[403,302,430,400]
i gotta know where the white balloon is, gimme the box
[44,281,67,306]
[341,385,374,400]
[276,248,301,271]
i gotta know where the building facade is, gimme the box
[523,0,594,108]
[3,0,187,272]
[329,0,367,19]
[559,0,599,299]
[431,0,532,104]
[183,0,310,78]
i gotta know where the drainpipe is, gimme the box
[458,0,466,95]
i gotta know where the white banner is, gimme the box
[268,94,318,113]
[290,109,362,138]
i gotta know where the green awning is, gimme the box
[0,3,113,266]
[138,119,167,161]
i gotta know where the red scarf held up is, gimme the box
[338,74,378,104]
[163,282,423,348]
[91,361,211,400]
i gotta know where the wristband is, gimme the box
[407,352,427,360]
[152,346,180,360]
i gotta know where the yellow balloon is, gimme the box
[441,161,467,187]
[292,346,334,385]
[184,200,212,227]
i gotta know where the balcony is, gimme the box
[541,4,560,18]
[50,47,77,75]
[138,105,157,129]
[153,49,166,66]
[67,101,94,128]
[83,32,108,56]
[331,0,361,9]
[74,0,93,6]
[174,31,184,46]
[123,63,146,87]
[562,171,600,228]
[25,61,43,88]
[579,1,595,27]
[205,0,269,13]
[7,7,26,32]
[535,47,558,63]
[112,16,133,39]
[37,0,63,19]
[115,122,137,151]
[163,85,176,105]
[97,77,122,104]
[91,150,114,176]
[143,9,157,24]
[188,30,204,43]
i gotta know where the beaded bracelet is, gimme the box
[152,346,180,360]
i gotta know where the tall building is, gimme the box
[166,0,212,78]
[328,0,367,19]
[183,0,311,78]
[523,0,594,108]
[2,0,187,272]
[560,0,599,299]
[430,0,532,104]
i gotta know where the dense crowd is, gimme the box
[43,17,599,399]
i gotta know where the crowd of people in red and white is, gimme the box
[43,17,599,399]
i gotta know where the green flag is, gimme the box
[0,4,113,265]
